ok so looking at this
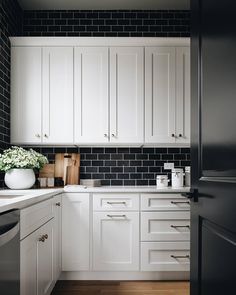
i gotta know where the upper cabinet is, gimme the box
[145,46,190,144]
[11,46,74,145]
[110,47,144,144]
[11,47,42,144]
[74,47,109,144]
[176,47,190,144]
[42,47,74,144]
[145,47,176,144]
[10,38,190,146]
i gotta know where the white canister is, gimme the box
[156,175,169,188]
[171,168,184,188]
[185,166,191,186]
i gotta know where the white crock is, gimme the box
[156,175,169,188]
[4,168,36,189]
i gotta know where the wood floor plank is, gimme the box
[51,281,190,295]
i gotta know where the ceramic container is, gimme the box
[5,168,36,189]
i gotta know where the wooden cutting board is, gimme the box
[66,160,80,185]
[39,164,55,178]
[55,153,80,184]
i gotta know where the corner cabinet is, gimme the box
[11,46,74,145]
[10,38,190,146]
[145,46,190,144]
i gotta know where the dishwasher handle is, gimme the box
[0,222,20,247]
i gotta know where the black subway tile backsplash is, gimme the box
[20,146,191,186]
[23,10,190,37]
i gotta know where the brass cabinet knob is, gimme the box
[44,134,48,138]
[104,133,108,137]
[56,202,61,207]
[111,134,115,137]
[171,134,175,138]
[179,134,183,137]
[44,234,48,240]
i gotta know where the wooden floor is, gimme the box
[51,281,190,295]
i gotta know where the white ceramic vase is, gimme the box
[4,169,36,189]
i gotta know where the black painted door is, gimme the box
[190,0,236,294]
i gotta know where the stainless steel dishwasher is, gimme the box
[0,209,20,295]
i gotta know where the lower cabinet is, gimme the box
[62,193,90,271]
[52,195,62,282]
[141,242,190,271]
[93,212,139,271]
[20,219,54,295]
[20,195,62,295]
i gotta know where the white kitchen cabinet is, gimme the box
[145,47,176,144]
[110,47,144,143]
[62,193,90,271]
[145,46,190,145]
[141,242,190,271]
[141,211,190,242]
[42,47,74,144]
[93,212,139,271]
[52,195,62,282]
[74,47,109,144]
[11,47,42,144]
[176,47,191,144]
[11,46,74,145]
[20,219,54,295]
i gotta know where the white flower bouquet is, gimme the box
[0,146,48,172]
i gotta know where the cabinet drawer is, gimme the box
[141,242,190,271]
[141,194,190,211]
[20,198,53,240]
[93,193,139,211]
[141,212,190,241]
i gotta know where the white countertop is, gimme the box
[0,188,63,214]
[0,186,190,214]
[64,185,190,193]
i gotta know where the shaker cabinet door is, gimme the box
[74,47,109,144]
[42,47,74,144]
[145,47,176,144]
[93,212,139,271]
[176,47,191,144]
[11,47,42,144]
[62,193,90,271]
[110,47,144,144]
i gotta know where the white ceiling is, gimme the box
[18,0,190,10]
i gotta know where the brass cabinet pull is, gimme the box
[107,214,126,218]
[171,255,190,259]
[56,202,61,206]
[171,201,190,205]
[107,201,126,205]
[171,225,190,229]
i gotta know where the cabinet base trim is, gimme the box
[59,271,189,281]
